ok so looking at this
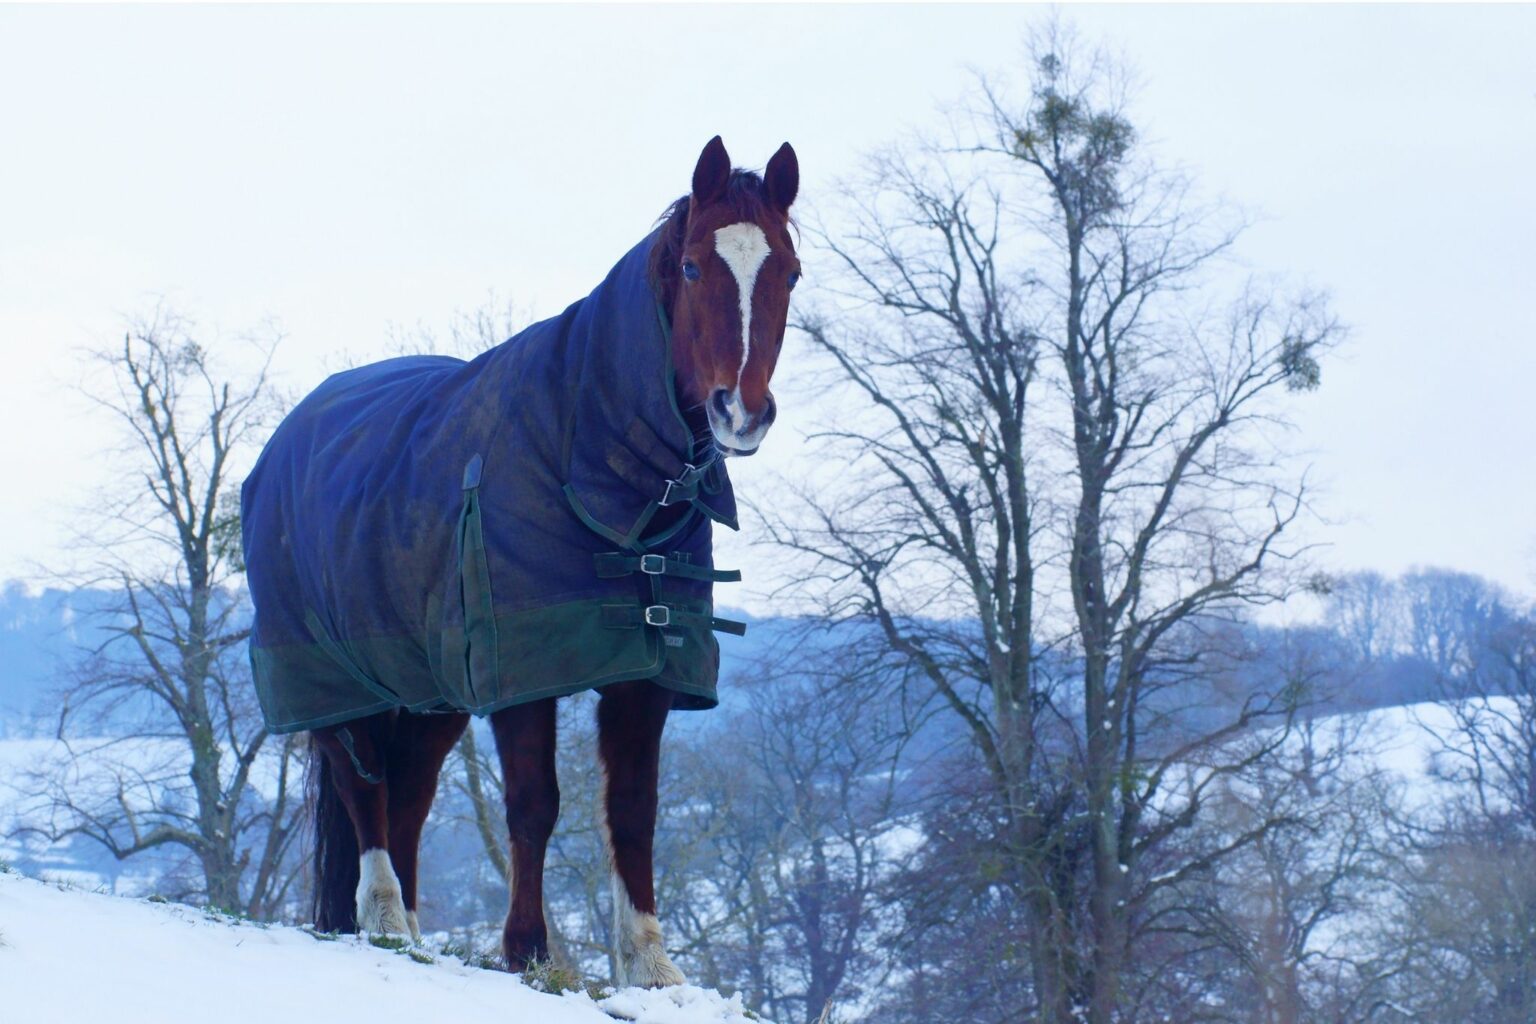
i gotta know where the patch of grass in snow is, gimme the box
[362,933,434,964]
[201,905,267,928]
[439,940,503,971]
[520,956,607,1000]
[298,927,443,967]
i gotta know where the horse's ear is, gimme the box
[692,136,731,207]
[764,142,798,214]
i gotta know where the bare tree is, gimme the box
[1158,706,1401,1023]
[448,714,580,969]
[763,21,1339,1022]
[678,641,914,1024]
[20,309,301,915]
[1401,569,1504,682]
[1390,829,1536,1024]
[333,292,529,370]
[1325,572,1402,667]
[1387,587,1536,1022]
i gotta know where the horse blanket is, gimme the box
[241,231,743,734]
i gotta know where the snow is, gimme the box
[0,871,770,1024]
[1304,697,1516,812]
[597,985,762,1023]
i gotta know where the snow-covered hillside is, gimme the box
[0,869,765,1024]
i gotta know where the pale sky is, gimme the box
[2,4,1534,609]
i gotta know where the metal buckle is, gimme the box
[657,463,697,507]
[643,604,671,627]
[640,554,666,575]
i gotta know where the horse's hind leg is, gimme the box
[597,680,685,988]
[488,696,559,972]
[312,714,410,937]
[385,710,469,942]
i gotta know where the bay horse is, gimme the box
[245,136,799,986]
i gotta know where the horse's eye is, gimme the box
[682,259,701,282]
[787,270,801,291]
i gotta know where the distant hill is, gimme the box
[0,582,1455,739]
[0,585,125,735]
[0,586,815,734]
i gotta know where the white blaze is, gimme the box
[713,222,772,391]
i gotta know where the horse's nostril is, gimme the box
[709,389,732,424]
[761,395,777,427]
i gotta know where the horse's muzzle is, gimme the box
[707,387,775,455]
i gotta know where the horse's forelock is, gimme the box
[648,169,791,303]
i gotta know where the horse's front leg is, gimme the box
[489,697,560,971]
[597,680,685,988]
[385,709,469,941]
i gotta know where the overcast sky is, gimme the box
[2,4,1533,612]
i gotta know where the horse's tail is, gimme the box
[308,735,359,933]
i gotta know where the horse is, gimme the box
[238,135,799,986]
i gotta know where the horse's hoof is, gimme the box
[616,917,686,988]
[503,930,550,974]
[355,848,411,937]
[622,946,686,989]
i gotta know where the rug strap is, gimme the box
[599,603,748,637]
[335,726,385,785]
[593,552,741,583]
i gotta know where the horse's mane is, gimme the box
[648,169,782,309]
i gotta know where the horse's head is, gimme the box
[652,136,799,457]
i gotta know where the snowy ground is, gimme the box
[0,870,766,1024]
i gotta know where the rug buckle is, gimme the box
[658,464,697,507]
[643,604,671,627]
[640,554,667,575]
